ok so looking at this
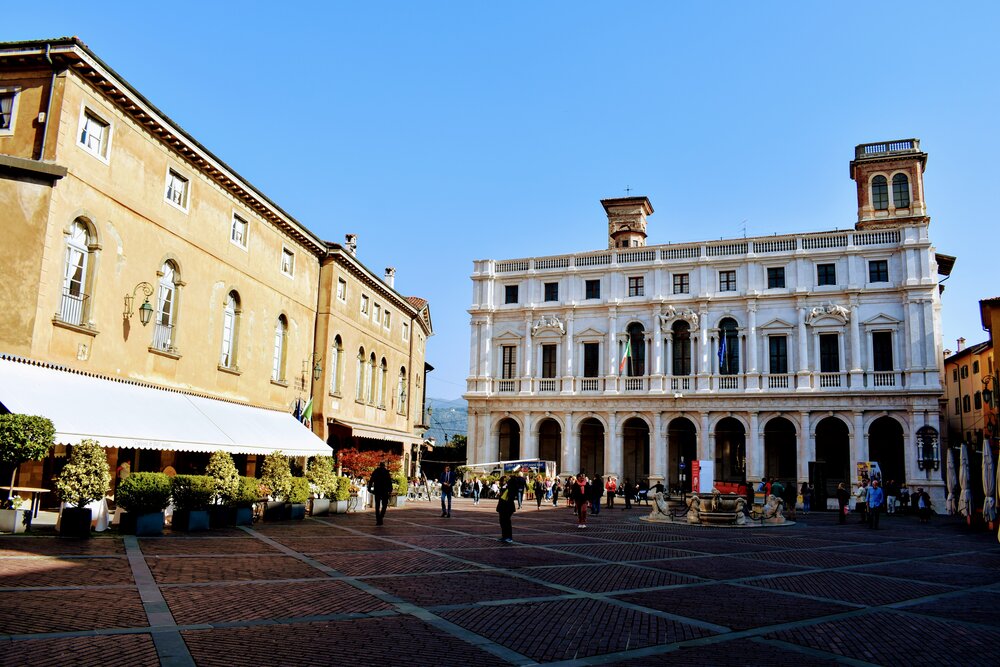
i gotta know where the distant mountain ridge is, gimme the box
[423,397,468,444]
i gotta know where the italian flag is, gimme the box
[619,339,631,374]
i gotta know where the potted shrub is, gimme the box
[393,472,408,508]
[332,475,351,514]
[116,472,171,536]
[306,456,335,516]
[261,451,292,521]
[232,476,261,526]
[171,475,214,531]
[205,451,240,527]
[52,438,109,538]
[0,414,55,534]
[288,477,310,520]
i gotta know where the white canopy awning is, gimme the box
[331,419,423,448]
[0,357,331,457]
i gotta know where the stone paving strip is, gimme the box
[2,503,1000,666]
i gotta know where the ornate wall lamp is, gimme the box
[124,282,154,326]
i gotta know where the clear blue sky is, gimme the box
[7,2,999,399]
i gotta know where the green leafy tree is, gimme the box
[289,477,311,504]
[261,451,293,501]
[0,414,55,504]
[335,475,351,501]
[394,472,408,496]
[306,456,337,498]
[205,451,240,505]
[53,439,110,508]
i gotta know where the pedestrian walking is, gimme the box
[513,472,525,509]
[472,477,482,505]
[621,478,633,510]
[496,476,516,543]
[854,480,869,523]
[836,482,850,524]
[552,480,560,506]
[534,477,545,510]
[899,483,910,514]
[571,473,591,528]
[915,486,932,523]
[368,461,393,526]
[439,465,456,517]
[782,480,797,520]
[590,475,604,515]
[800,482,812,514]
[605,477,617,509]
[885,479,898,515]
[867,479,884,529]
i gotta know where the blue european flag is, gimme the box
[718,335,727,373]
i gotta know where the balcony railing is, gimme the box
[58,290,89,327]
[538,379,557,392]
[718,375,741,390]
[818,372,843,388]
[767,374,791,389]
[152,323,174,351]
[871,371,898,387]
[496,379,519,393]
[623,377,645,391]
[580,378,602,392]
[670,376,692,391]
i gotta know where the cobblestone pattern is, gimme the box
[521,562,701,593]
[0,537,124,557]
[268,535,411,553]
[0,588,147,634]
[901,590,1000,626]
[374,569,565,607]
[601,637,844,666]
[442,546,593,569]
[0,633,158,667]
[644,554,808,579]
[746,569,957,605]
[138,537,280,555]
[0,556,132,588]
[314,549,477,576]
[146,555,325,583]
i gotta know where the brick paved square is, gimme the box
[373,569,565,606]
[644,554,809,580]
[181,616,510,667]
[853,559,999,587]
[927,551,1000,569]
[0,556,132,588]
[391,534,510,549]
[439,597,714,661]
[268,535,412,552]
[767,609,1000,666]
[163,579,391,623]
[502,531,608,545]
[315,549,477,576]
[550,542,699,562]
[0,537,124,557]
[660,538,780,554]
[746,570,957,605]
[138,536,280,555]
[743,547,889,568]
[444,546,593,569]
[602,637,844,666]
[254,522,344,536]
[902,590,1000,626]
[147,555,324,583]
[616,583,856,631]
[521,563,700,593]
[0,588,147,634]
[0,633,158,667]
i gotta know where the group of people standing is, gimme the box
[756,477,813,520]
[840,478,933,528]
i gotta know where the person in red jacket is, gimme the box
[605,477,618,509]
[571,473,591,529]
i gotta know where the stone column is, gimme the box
[522,314,533,390]
[606,309,618,393]
[482,411,493,463]
[747,301,759,390]
[650,411,665,484]
[652,328,663,392]
[563,412,577,474]
[484,315,493,386]
[665,332,674,378]
[853,411,865,472]
[799,411,812,486]
[698,309,710,391]
[523,412,537,459]
[748,411,762,481]
[797,306,810,389]
[563,313,575,392]
[849,299,862,381]
[606,411,619,477]
[699,412,711,462]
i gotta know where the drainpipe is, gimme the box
[38,44,58,162]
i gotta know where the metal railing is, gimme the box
[58,290,88,326]
[152,322,174,351]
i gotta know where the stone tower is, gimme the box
[849,139,928,229]
[602,196,653,249]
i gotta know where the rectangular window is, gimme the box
[544,282,558,301]
[719,270,736,292]
[628,276,644,297]
[769,336,788,374]
[230,214,248,249]
[501,346,517,379]
[868,260,889,283]
[819,333,840,373]
[402,322,409,341]
[360,294,370,316]
[872,331,893,371]
[337,277,347,302]
[0,87,19,134]
[585,279,601,299]
[963,396,971,413]
[542,344,557,379]
[975,391,982,410]
[373,303,381,325]
[953,368,958,382]
[280,248,295,276]
[767,267,785,289]
[817,263,836,286]
[973,360,980,374]
[384,310,391,329]
[583,342,600,377]
[961,365,969,379]
[673,273,690,294]
[165,169,189,210]
[78,109,111,160]
[504,285,518,304]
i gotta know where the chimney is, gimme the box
[344,234,357,255]
[601,196,653,249]
[957,337,965,352]
[384,267,396,288]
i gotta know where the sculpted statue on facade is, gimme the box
[658,306,699,331]
[806,302,850,325]
[530,314,566,336]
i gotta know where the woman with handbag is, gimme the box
[836,482,850,524]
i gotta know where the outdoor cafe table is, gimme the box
[0,486,50,518]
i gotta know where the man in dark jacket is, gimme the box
[368,462,393,526]
[589,475,604,515]
[496,476,516,543]
[439,466,456,517]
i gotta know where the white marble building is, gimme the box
[465,140,953,506]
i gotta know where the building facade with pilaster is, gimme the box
[465,140,952,507]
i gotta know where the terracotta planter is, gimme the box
[58,507,91,538]
[172,510,210,531]
[310,498,330,516]
[0,508,31,534]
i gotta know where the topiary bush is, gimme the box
[289,477,310,504]
[1,414,55,506]
[53,439,110,508]
[205,451,239,505]
[306,456,336,498]
[394,472,408,497]
[115,472,172,514]
[171,475,215,511]
[235,476,263,507]
[335,475,351,501]
[261,451,292,501]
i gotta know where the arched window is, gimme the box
[219,291,240,369]
[625,322,646,376]
[330,335,343,394]
[271,315,287,382]
[397,367,407,415]
[892,173,910,208]
[378,358,387,408]
[356,347,365,401]
[60,220,93,326]
[367,352,376,404]
[672,320,692,376]
[719,317,739,375]
[871,175,888,211]
[153,261,178,351]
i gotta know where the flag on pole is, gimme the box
[292,397,302,421]
[301,397,313,427]
[619,338,632,374]
[718,335,727,373]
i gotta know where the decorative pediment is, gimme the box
[759,318,795,330]
[806,302,850,325]
[574,327,606,339]
[862,313,902,327]
[493,329,524,341]
[658,305,700,331]
[530,314,566,337]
